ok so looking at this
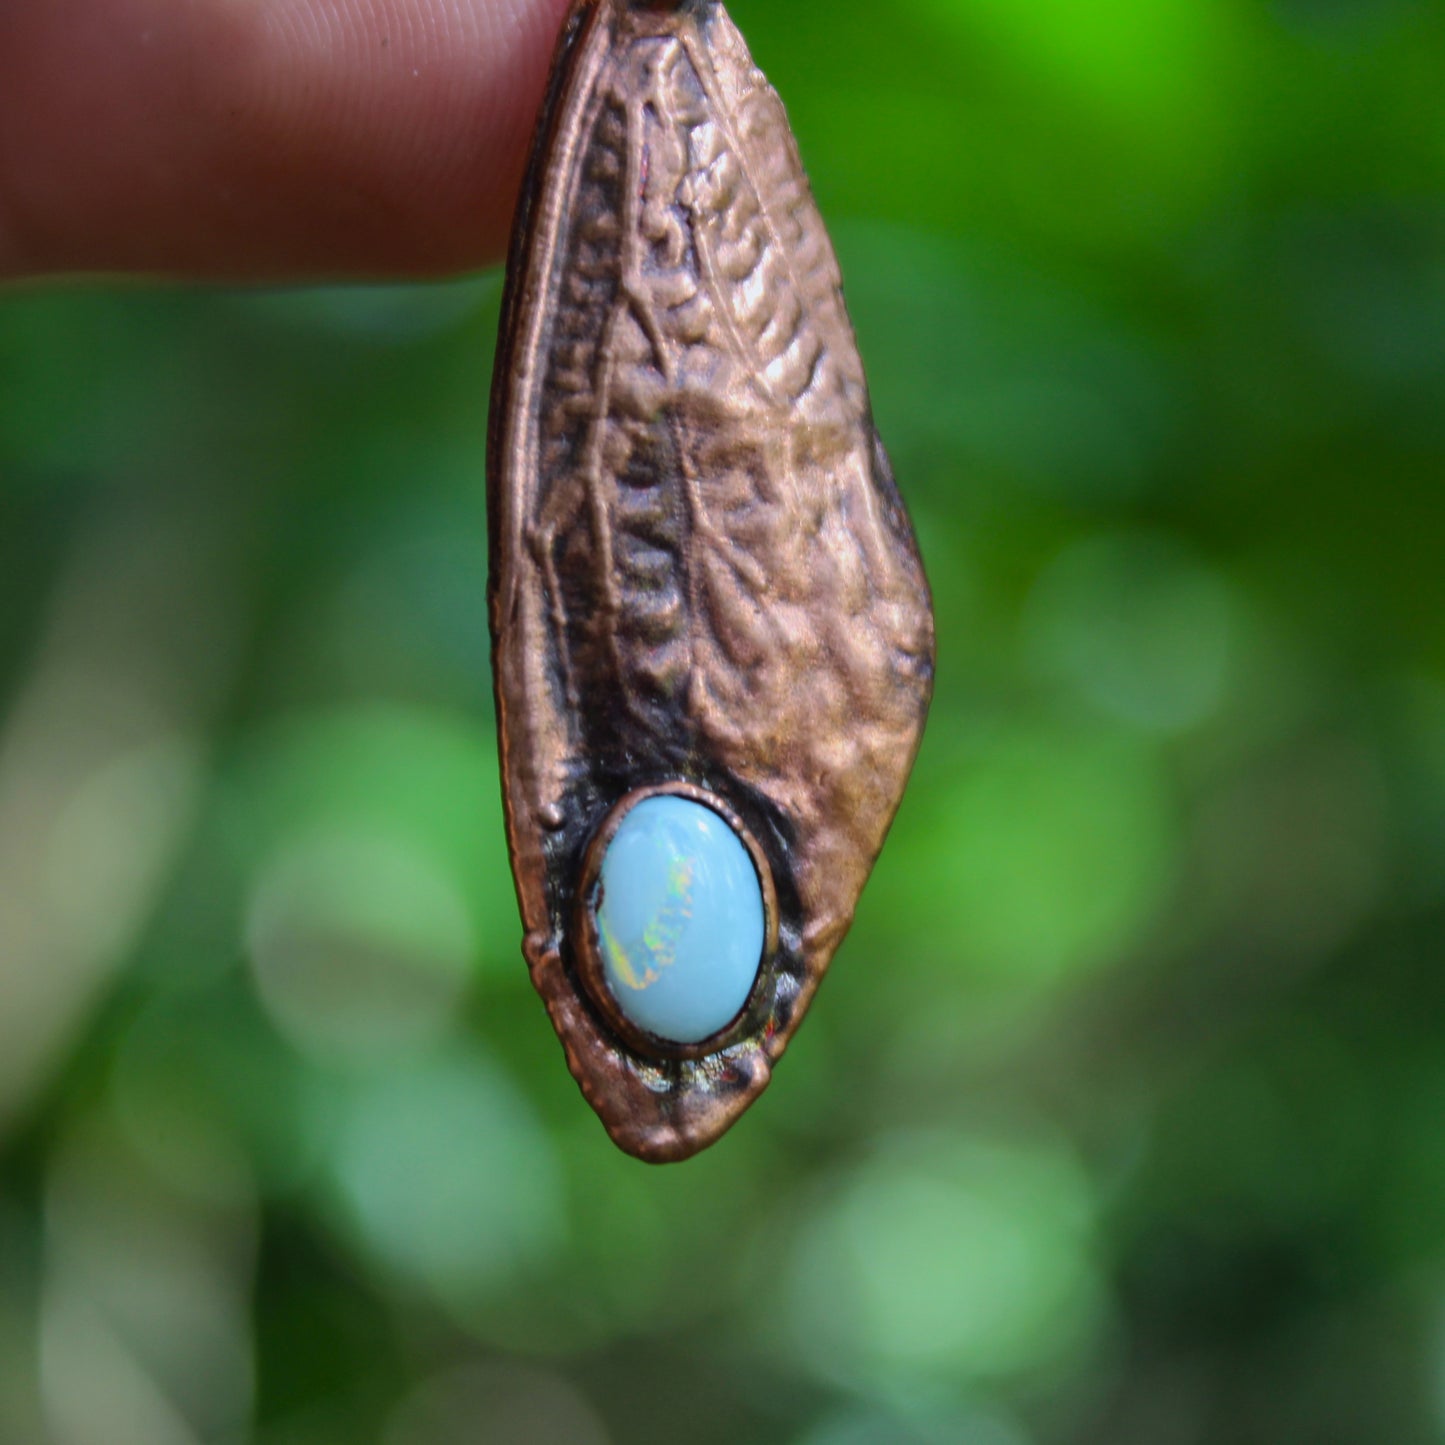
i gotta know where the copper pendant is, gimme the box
[488,0,935,1162]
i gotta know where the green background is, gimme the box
[3,0,1445,1440]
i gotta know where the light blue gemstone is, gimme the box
[593,795,765,1045]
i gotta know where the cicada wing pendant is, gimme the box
[488,0,936,1162]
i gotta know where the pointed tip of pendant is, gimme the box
[595,1057,775,1166]
[542,975,776,1164]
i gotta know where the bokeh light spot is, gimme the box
[785,1133,1106,1385]
[885,724,1177,986]
[1025,530,1237,733]
[320,1051,563,1311]
[246,827,474,1063]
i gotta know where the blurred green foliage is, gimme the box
[3,0,1445,1441]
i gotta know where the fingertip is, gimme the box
[0,0,576,281]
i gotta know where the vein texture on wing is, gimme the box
[524,1,932,935]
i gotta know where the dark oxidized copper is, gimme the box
[488,0,936,1162]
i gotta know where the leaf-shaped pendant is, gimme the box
[489,0,935,1161]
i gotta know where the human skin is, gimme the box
[0,0,573,281]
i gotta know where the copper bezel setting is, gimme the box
[572,781,780,1063]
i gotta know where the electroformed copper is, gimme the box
[488,0,936,1162]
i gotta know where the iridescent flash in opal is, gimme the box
[593,795,764,1044]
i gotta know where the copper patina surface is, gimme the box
[488,0,936,1161]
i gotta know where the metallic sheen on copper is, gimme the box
[488,0,936,1161]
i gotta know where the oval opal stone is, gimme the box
[593,795,765,1045]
